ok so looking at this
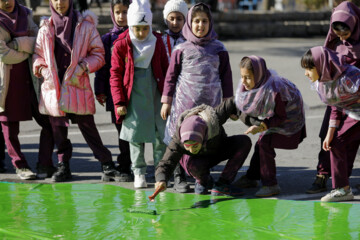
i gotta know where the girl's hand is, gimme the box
[245,125,262,135]
[155,181,167,192]
[6,41,16,50]
[161,103,171,120]
[117,106,127,116]
[96,94,107,106]
[323,127,336,151]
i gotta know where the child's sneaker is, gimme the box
[101,161,122,182]
[306,174,328,194]
[52,162,72,182]
[211,182,244,197]
[255,184,281,197]
[194,176,214,195]
[134,174,147,188]
[16,168,36,180]
[321,188,354,202]
[233,175,258,188]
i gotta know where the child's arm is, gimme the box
[215,98,261,126]
[32,28,48,77]
[160,49,182,119]
[155,142,184,188]
[245,93,286,135]
[0,30,30,64]
[13,16,39,54]
[218,51,233,99]
[214,98,239,125]
[323,106,341,151]
[161,49,182,105]
[109,41,126,115]
[94,34,112,106]
[79,25,105,73]
[262,93,287,128]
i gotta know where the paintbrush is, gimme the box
[126,185,165,215]
[148,184,165,201]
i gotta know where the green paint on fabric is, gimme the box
[0,182,359,239]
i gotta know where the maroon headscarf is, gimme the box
[311,46,349,82]
[0,0,30,37]
[241,55,271,91]
[181,3,217,45]
[324,1,360,64]
[179,115,207,144]
[50,0,77,53]
[235,55,299,122]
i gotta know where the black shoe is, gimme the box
[194,176,214,195]
[36,163,57,178]
[52,162,72,182]
[102,161,122,182]
[115,166,134,182]
[173,164,190,193]
[306,174,328,194]
[118,171,134,182]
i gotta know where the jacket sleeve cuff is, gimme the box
[329,119,340,128]
[155,173,166,182]
[161,96,173,104]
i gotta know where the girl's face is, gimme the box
[51,0,70,16]
[131,25,150,40]
[240,67,255,90]
[191,12,209,38]
[113,3,128,27]
[333,29,351,41]
[183,140,202,154]
[304,68,319,82]
[166,11,185,34]
[0,0,15,13]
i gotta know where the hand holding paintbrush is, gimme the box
[149,181,167,201]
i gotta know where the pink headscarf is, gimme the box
[324,1,360,65]
[0,0,30,37]
[179,115,207,144]
[311,46,349,82]
[50,0,77,53]
[181,3,217,45]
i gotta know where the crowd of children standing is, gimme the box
[0,0,360,202]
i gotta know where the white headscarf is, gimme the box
[128,0,156,68]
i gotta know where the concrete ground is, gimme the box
[1,37,360,203]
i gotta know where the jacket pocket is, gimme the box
[68,64,86,89]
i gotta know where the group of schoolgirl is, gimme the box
[297,0,360,202]
[0,0,294,198]
[2,0,359,203]
[155,0,360,203]
[0,0,126,182]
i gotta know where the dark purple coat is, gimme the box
[94,27,128,113]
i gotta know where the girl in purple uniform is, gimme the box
[160,3,233,145]
[235,56,306,197]
[95,0,132,182]
[301,46,360,202]
[308,1,360,194]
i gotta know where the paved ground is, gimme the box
[1,37,360,203]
